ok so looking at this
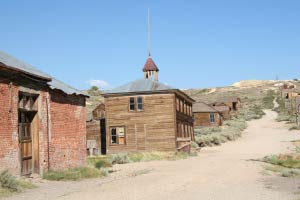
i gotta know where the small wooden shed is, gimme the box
[210,103,231,120]
[193,102,222,127]
[215,96,241,111]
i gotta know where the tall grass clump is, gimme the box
[0,170,22,192]
[43,167,100,181]
[263,154,300,177]
[127,151,194,162]
[0,170,35,197]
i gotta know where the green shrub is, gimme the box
[100,168,109,177]
[190,141,199,148]
[276,115,290,122]
[111,154,130,164]
[0,170,35,197]
[128,153,144,162]
[95,160,112,169]
[281,168,300,177]
[263,155,300,169]
[289,125,300,131]
[43,167,100,181]
[0,170,21,192]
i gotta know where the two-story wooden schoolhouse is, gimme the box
[102,56,195,154]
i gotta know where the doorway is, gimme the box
[100,118,106,155]
[18,93,39,175]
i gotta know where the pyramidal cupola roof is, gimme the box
[142,56,159,72]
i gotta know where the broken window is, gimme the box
[110,127,125,145]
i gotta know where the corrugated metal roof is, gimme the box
[193,102,218,113]
[104,79,173,94]
[0,50,86,96]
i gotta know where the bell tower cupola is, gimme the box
[143,56,159,81]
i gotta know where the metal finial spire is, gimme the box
[148,8,151,57]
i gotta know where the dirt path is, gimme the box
[7,110,300,200]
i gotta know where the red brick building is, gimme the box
[0,51,87,176]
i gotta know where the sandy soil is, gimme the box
[6,110,300,200]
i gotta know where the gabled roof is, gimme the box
[193,102,218,113]
[142,57,159,72]
[0,50,87,96]
[104,79,173,94]
[217,96,240,103]
[213,105,230,112]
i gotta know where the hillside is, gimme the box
[85,80,299,114]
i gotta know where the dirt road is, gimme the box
[7,110,300,200]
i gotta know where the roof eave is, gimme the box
[0,62,52,82]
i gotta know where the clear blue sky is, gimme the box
[1,0,300,90]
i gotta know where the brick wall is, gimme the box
[0,78,86,175]
[0,82,19,174]
[49,90,86,170]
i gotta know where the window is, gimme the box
[137,97,143,111]
[180,100,183,113]
[110,127,125,145]
[129,97,135,111]
[210,113,215,123]
[176,98,180,111]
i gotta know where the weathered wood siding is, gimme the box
[219,110,230,120]
[105,93,176,154]
[174,94,194,150]
[86,120,101,154]
[193,112,221,127]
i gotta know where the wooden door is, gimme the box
[19,111,33,175]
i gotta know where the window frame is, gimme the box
[109,126,126,145]
[210,113,215,123]
[129,97,135,111]
[137,96,143,111]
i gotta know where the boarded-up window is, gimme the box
[110,127,126,145]
[176,98,180,111]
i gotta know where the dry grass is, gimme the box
[0,170,36,198]
[43,167,103,181]
[87,151,197,167]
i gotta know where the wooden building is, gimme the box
[86,103,106,155]
[210,103,231,120]
[0,51,87,176]
[193,102,222,127]
[102,56,195,154]
[92,103,105,120]
[282,88,300,114]
[214,96,241,111]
